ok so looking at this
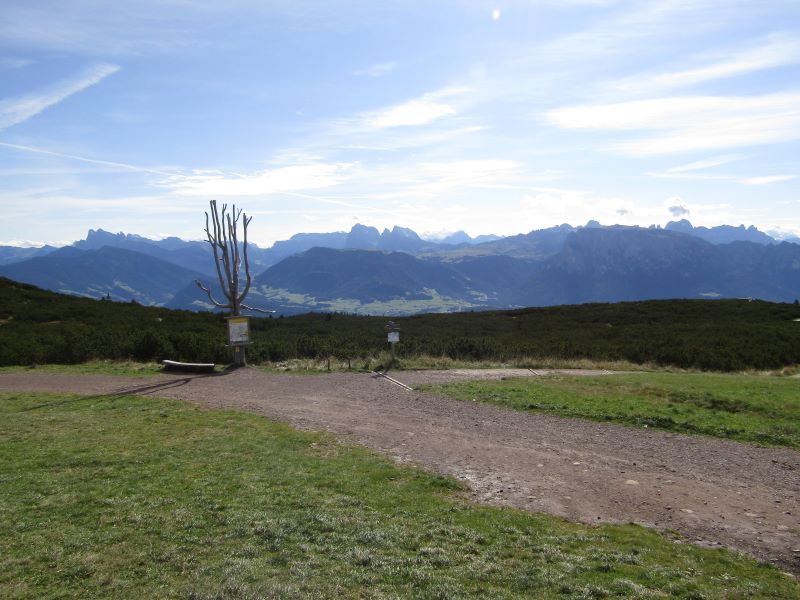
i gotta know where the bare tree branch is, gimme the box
[205,201,231,303]
[238,214,253,303]
[196,199,265,317]
[240,303,275,314]
[218,203,235,303]
[194,279,228,308]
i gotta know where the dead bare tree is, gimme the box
[196,200,269,365]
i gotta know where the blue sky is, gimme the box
[1,0,799,247]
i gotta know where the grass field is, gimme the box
[425,372,800,448]
[0,360,165,377]
[0,356,650,377]
[1,391,798,598]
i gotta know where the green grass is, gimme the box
[1,392,797,598]
[425,372,800,448]
[0,360,165,377]
[257,354,653,375]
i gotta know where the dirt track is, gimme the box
[1,368,798,572]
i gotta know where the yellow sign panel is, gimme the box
[228,316,250,345]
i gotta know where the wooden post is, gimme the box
[385,321,400,368]
[234,345,246,367]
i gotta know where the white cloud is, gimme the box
[767,226,800,240]
[538,0,728,63]
[365,88,466,129]
[0,141,174,175]
[353,61,397,77]
[741,174,797,185]
[0,63,119,131]
[353,159,528,201]
[341,125,486,151]
[645,154,746,180]
[546,92,800,155]
[608,35,800,94]
[0,57,33,69]
[0,239,61,247]
[291,86,480,155]
[522,186,641,227]
[663,154,747,173]
[164,163,353,197]
[411,159,523,193]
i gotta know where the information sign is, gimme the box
[227,316,250,345]
[387,331,400,343]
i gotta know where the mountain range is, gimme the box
[1,220,798,315]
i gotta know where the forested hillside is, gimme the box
[2,278,799,371]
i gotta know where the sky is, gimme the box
[1,0,799,247]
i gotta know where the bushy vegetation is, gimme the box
[2,391,797,598]
[1,278,799,371]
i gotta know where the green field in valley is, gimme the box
[1,391,798,599]
[425,372,800,448]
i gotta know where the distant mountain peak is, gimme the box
[384,225,422,241]
[664,220,775,245]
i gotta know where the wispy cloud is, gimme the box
[0,141,174,176]
[353,61,397,77]
[538,0,727,63]
[645,152,798,187]
[522,186,640,227]
[663,154,747,173]
[365,159,526,199]
[608,34,800,94]
[0,63,120,131]
[645,154,746,180]
[163,163,353,197]
[741,174,797,185]
[546,92,800,155]
[341,125,486,152]
[289,86,481,155]
[363,87,467,129]
[0,57,33,69]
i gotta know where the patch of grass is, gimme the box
[257,354,652,374]
[1,392,797,598]
[426,372,800,448]
[0,360,165,377]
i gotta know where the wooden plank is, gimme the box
[162,359,216,373]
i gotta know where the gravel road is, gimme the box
[1,368,797,572]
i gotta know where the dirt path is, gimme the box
[1,368,798,572]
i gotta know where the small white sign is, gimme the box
[228,316,250,345]
[387,331,400,343]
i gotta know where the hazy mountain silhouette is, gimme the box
[175,229,800,313]
[3,221,798,314]
[664,220,776,245]
[0,244,57,266]
[0,246,204,305]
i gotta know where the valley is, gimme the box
[1,220,798,315]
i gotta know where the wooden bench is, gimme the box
[161,359,216,373]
